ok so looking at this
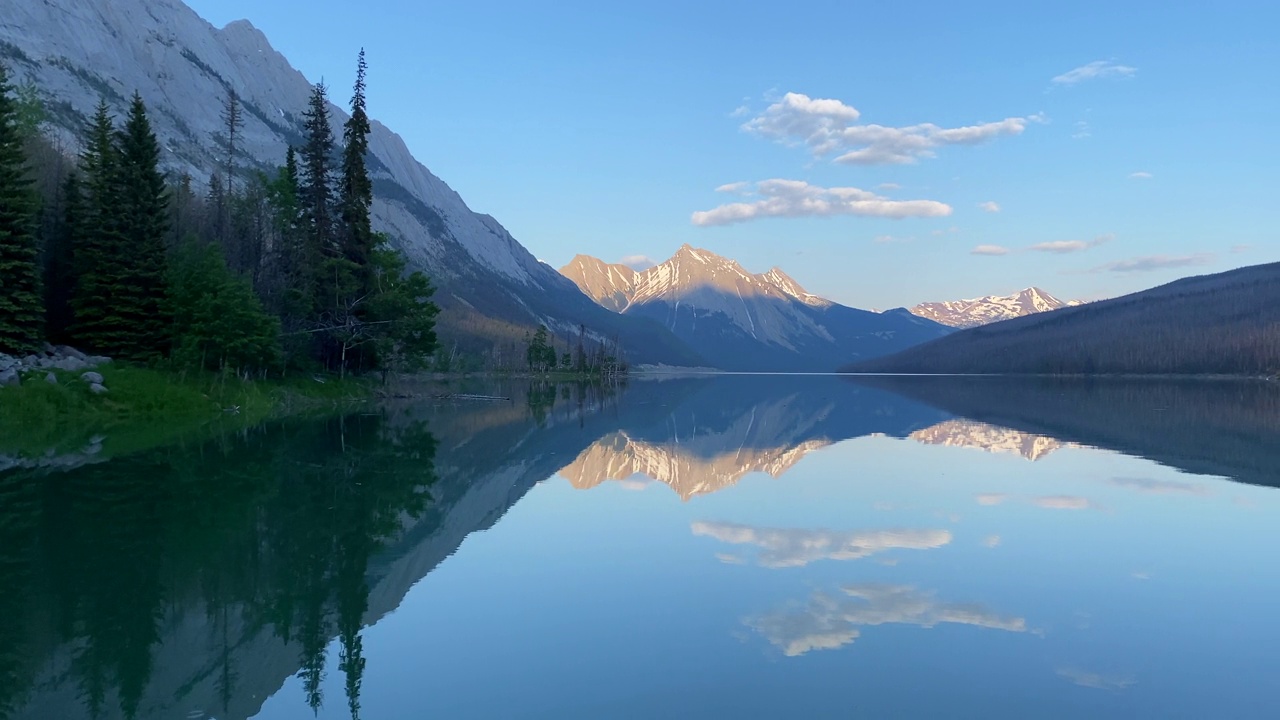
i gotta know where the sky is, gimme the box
[184,0,1279,310]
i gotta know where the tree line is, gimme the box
[523,323,628,375]
[0,53,439,377]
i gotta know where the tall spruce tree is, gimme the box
[112,92,170,362]
[340,50,374,287]
[44,172,81,343]
[299,82,336,260]
[0,63,44,355]
[336,50,376,372]
[71,100,125,353]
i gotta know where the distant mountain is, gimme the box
[561,245,951,371]
[909,419,1077,461]
[0,0,701,366]
[910,287,1083,328]
[849,262,1280,376]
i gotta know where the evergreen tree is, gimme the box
[340,50,374,290]
[0,63,44,355]
[365,234,439,376]
[169,240,281,375]
[43,172,81,343]
[112,92,170,361]
[299,83,336,260]
[71,100,126,353]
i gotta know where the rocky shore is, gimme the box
[0,344,113,394]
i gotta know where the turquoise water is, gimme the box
[3,376,1278,719]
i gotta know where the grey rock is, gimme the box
[22,355,39,367]
[42,342,57,355]
[89,383,108,395]
[0,354,16,372]
[45,372,58,385]
[0,0,700,367]
[0,369,20,387]
[54,356,87,372]
[81,371,105,385]
[57,345,88,361]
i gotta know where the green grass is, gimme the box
[0,365,374,459]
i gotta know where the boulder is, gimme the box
[57,346,88,361]
[54,356,87,372]
[0,369,18,387]
[22,355,38,367]
[42,342,57,355]
[45,372,58,385]
[89,383,108,395]
[81,371,105,385]
[0,355,16,372]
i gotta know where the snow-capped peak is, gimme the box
[910,287,1085,328]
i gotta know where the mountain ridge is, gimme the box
[910,287,1083,328]
[850,262,1280,376]
[0,0,702,366]
[561,245,951,371]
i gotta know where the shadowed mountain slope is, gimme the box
[562,246,951,371]
[849,262,1280,376]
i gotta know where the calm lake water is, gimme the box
[2,375,1279,719]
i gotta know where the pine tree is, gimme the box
[340,50,374,289]
[71,100,126,353]
[0,63,44,355]
[43,172,80,343]
[299,83,336,260]
[112,92,170,361]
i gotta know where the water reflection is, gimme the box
[0,414,438,720]
[748,584,1029,657]
[1,374,1278,718]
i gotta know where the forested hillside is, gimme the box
[848,262,1280,376]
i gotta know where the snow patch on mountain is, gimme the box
[910,287,1083,328]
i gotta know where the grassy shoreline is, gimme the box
[0,365,375,460]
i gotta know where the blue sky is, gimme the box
[186,0,1278,309]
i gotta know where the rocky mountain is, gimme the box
[561,245,952,371]
[0,0,701,366]
[909,419,1076,461]
[910,287,1083,328]
[850,262,1280,376]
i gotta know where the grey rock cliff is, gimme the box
[0,0,701,365]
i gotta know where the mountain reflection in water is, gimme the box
[0,375,1277,719]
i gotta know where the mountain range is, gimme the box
[851,262,1280,376]
[561,245,952,371]
[909,287,1083,328]
[0,0,701,366]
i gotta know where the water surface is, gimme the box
[2,376,1278,719]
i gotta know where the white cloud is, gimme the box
[619,254,656,270]
[748,584,1028,657]
[1073,120,1092,139]
[874,234,912,244]
[978,201,1001,213]
[877,182,902,191]
[1032,495,1103,511]
[1108,477,1208,496]
[1129,171,1153,179]
[742,91,1038,165]
[971,245,1010,256]
[1056,667,1137,691]
[1231,244,1252,254]
[1089,253,1214,274]
[714,181,752,195]
[1052,60,1137,85]
[691,180,952,226]
[1029,234,1112,254]
[983,535,1002,548]
[976,493,1010,506]
[691,521,951,568]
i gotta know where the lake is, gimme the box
[2,375,1278,719]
